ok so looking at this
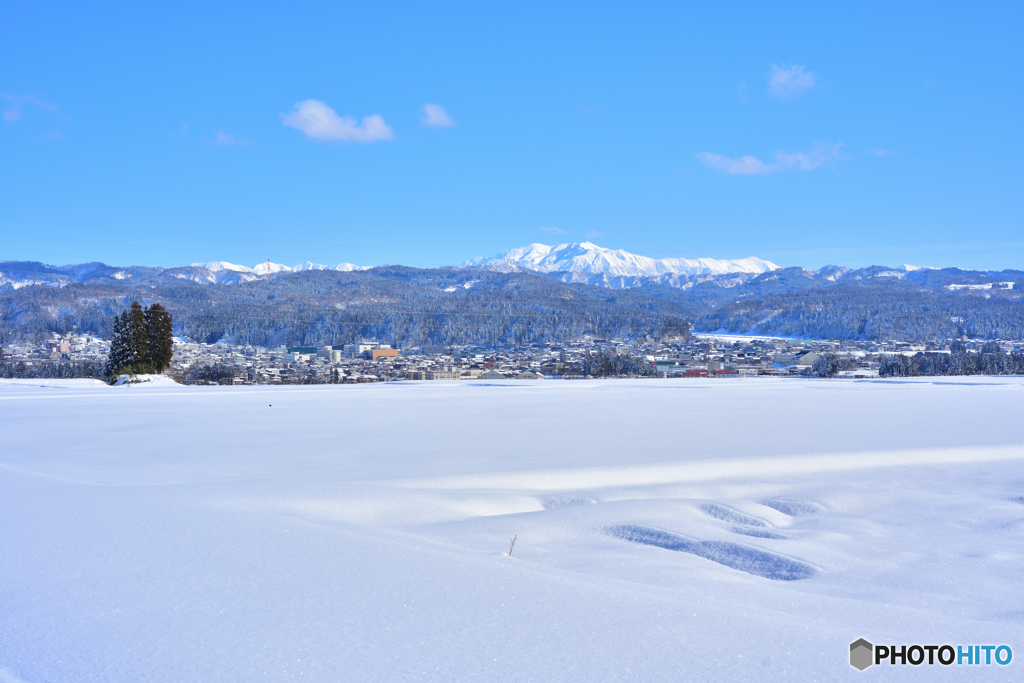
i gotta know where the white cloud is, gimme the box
[584,230,605,239]
[1,92,62,123]
[214,130,249,146]
[281,99,395,143]
[697,153,775,175]
[421,103,455,128]
[697,143,843,175]
[539,226,569,235]
[768,64,816,99]
[774,144,842,170]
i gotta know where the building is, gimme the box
[286,347,318,355]
[343,341,393,359]
[426,366,462,380]
[371,349,399,361]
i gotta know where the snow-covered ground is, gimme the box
[1,377,1022,681]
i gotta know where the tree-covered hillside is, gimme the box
[3,259,1024,344]
[0,266,695,347]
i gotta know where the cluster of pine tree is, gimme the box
[1,360,106,380]
[578,350,654,377]
[811,353,859,377]
[103,301,174,378]
[879,342,1024,377]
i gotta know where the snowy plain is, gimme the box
[1,377,1022,681]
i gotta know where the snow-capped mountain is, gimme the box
[189,260,369,284]
[466,242,779,278]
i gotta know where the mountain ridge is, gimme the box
[3,257,1024,344]
[466,241,779,278]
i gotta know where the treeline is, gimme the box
[0,268,692,348]
[879,342,1024,377]
[0,360,106,380]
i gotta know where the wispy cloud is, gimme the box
[868,148,902,160]
[584,230,605,239]
[697,143,843,175]
[539,226,569,235]
[35,128,65,142]
[737,81,748,101]
[768,64,815,99]
[1,92,62,123]
[697,153,774,175]
[281,99,394,143]
[214,130,249,146]
[774,144,843,170]
[421,103,455,128]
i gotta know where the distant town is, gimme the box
[2,333,1019,384]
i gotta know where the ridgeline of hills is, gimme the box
[2,242,1024,346]
[0,263,696,347]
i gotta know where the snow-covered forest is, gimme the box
[4,261,1024,346]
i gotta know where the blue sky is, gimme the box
[2,2,1022,271]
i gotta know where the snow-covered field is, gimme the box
[1,377,1022,681]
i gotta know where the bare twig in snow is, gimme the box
[508,534,517,557]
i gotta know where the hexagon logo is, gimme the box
[850,638,874,671]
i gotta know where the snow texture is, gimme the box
[1,377,1023,681]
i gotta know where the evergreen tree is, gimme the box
[103,310,131,378]
[145,303,174,371]
[126,301,151,372]
[812,353,842,377]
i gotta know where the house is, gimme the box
[793,352,821,366]
[480,369,507,380]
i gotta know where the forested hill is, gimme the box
[2,260,1024,344]
[0,266,695,347]
[686,266,1024,341]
